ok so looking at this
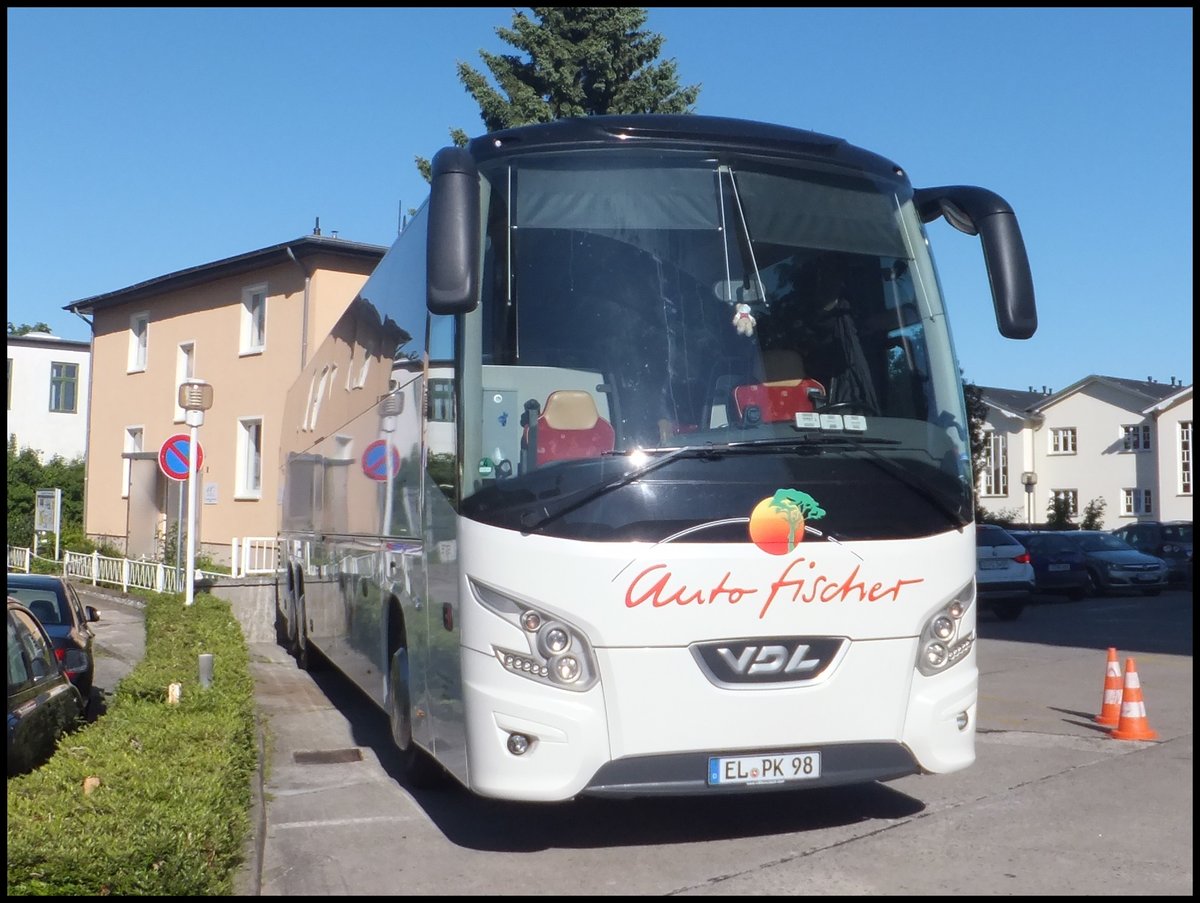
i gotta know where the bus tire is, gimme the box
[294,592,321,672]
[388,646,444,789]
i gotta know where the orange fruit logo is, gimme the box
[748,489,827,555]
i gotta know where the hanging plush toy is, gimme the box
[732,303,756,337]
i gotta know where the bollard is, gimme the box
[199,653,214,689]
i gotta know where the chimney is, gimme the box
[1042,385,1048,394]
[313,216,321,236]
[1028,385,1034,393]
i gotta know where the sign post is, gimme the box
[1021,471,1038,529]
[167,379,213,607]
[35,488,62,560]
[160,431,206,600]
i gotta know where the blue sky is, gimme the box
[7,7,1193,392]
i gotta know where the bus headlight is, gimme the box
[471,579,599,692]
[916,580,975,677]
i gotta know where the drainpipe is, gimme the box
[286,247,311,369]
[71,307,96,548]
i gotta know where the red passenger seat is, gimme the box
[528,390,615,465]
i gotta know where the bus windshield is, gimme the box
[457,148,973,541]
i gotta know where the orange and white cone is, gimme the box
[1094,647,1123,727]
[1110,658,1159,741]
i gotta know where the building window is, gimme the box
[1050,489,1079,516]
[1121,424,1152,452]
[49,362,78,413]
[1180,421,1192,496]
[7,358,11,410]
[981,431,1008,496]
[128,312,149,372]
[429,378,456,423]
[123,427,143,498]
[174,342,196,422]
[347,346,370,390]
[1050,427,1076,454]
[240,285,267,354]
[236,417,264,499]
[1121,488,1153,516]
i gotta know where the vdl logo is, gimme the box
[691,636,846,687]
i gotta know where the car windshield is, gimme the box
[1075,533,1135,552]
[1162,524,1193,543]
[976,525,1018,547]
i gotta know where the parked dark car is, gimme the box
[6,573,100,696]
[975,524,1035,620]
[1008,530,1090,600]
[8,597,84,776]
[1111,520,1192,585]
[1059,531,1169,596]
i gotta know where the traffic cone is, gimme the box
[1110,658,1159,741]
[1094,647,1123,727]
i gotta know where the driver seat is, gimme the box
[732,349,825,425]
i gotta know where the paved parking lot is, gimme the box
[76,582,1191,896]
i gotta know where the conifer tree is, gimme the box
[417,7,700,181]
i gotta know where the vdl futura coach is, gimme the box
[276,114,1037,802]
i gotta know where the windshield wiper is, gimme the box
[797,433,970,528]
[520,445,728,535]
[520,433,964,535]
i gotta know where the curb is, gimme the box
[233,711,267,896]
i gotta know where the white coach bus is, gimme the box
[276,114,1037,801]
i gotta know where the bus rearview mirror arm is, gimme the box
[914,186,1037,340]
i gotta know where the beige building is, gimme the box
[65,234,386,562]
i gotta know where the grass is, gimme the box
[6,590,257,895]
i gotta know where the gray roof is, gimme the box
[975,375,1191,416]
[975,385,1048,415]
[62,235,387,315]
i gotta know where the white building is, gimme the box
[976,375,1193,529]
[6,331,91,461]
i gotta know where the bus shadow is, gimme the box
[408,780,925,852]
[307,656,925,852]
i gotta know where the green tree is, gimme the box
[1045,495,1075,530]
[1080,496,1107,530]
[6,435,86,549]
[7,321,51,336]
[962,379,991,521]
[416,7,700,181]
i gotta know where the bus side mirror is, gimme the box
[427,146,480,315]
[915,185,1037,340]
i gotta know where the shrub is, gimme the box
[6,591,256,895]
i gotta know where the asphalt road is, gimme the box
[78,583,1193,896]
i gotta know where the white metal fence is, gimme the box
[8,545,31,573]
[231,536,280,576]
[8,536,281,588]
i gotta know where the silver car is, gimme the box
[976,524,1036,621]
[1060,531,1169,596]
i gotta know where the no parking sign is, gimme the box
[361,439,401,481]
[159,433,204,481]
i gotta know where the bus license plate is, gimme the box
[708,751,821,786]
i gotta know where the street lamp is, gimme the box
[179,379,214,607]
